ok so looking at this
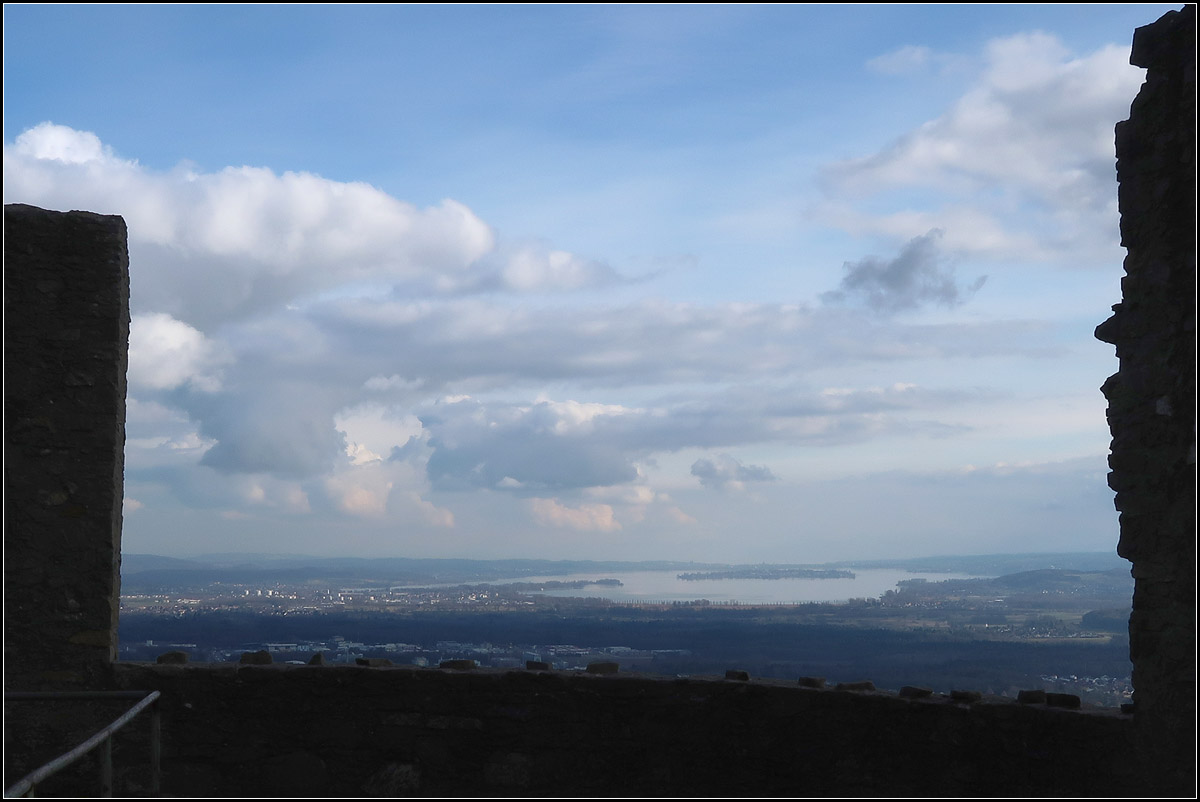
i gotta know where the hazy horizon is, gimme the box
[4,5,1173,564]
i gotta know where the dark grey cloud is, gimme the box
[691,455,777,490]
[821,229,986,314]
[193,387,348,478]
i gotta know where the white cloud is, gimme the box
[128,312,230,392]
[334,403,424,463]
[529,498,622,531]
[3,123,621,329]
[823,33,1143,264]
[13,122,117,164]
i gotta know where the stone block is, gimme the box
[439,659,476,670]
[1017,690,1047,705]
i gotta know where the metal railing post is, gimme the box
[150,696,162,796]
[100,737,113,797]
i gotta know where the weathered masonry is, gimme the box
[1095,4,1196,794]
[4,204,129,691]
[3,7,1195,797]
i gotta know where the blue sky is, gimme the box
[3,4,1178,562]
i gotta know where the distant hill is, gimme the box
[832,552,1127,576]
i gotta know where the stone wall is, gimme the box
[1095,5,1196,796]
[4,203,130,690]
[98,661,1136,798]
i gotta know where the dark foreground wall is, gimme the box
[93,662,1134,798]
[1096,6,1196,795]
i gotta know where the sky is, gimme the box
[3,4,1179,563]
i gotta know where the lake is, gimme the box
[492,568,989,605]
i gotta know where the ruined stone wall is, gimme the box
[4,203,130,690]
[1095,6,1196,796]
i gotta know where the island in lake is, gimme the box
[677,568,855,581]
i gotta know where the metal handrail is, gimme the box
[4,690,161,798]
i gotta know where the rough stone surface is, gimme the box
[156,651,189,665]
[240,650,273,665]
[4,203,129,691]
[1095,6,1196,795]
[724,669,751,682]
[586,661,619,675]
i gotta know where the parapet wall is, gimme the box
[97,662,1136,797]
[1096,5,1196,795]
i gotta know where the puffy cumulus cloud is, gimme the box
[690,454,778,491]
[11,122,116,164]
[123,498,145,513]
[823,33,1143,263]
[3,123,621,327]
[128,313,231,392]
[529,498,622,532]
[334,403,425,465]
[821,230,986,314]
